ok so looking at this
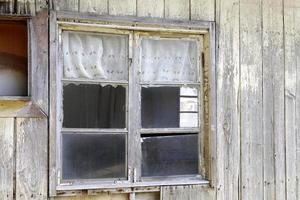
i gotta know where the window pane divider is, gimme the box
[62,78,128,85]
[140,82,201,86]
[61,128,128,133]
[140,128,199,134]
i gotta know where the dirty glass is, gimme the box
[141,134,198,177]
[62,133,126,180]
[141,87,199,128]
[63,83,126,128]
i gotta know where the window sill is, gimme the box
[0,97,46,118]
[56,176,209,192]
[0,96,31,101]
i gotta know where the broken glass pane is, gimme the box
[62,31,128,81]
[141,134,198,177]
[141,87,199,128]
[140,38,198,82]
[63,83,126,128]
[62,133,126,179]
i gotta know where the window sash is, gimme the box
[57,28,205,186]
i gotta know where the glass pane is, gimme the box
[142,87,179,128]
[62,31,128,81]
[141,38,198,82]
[180,87,197,96]
[63,84,126,128]
[62,133,126,180]
[141,134,198,177]
[141,87,199,128]
[180,97,198,112]
[180,113,198,128]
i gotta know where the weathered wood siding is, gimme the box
[1,0,300,200]
[0,0,47,15]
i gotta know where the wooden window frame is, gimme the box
[49,11,216,196]
[0,12,48,118]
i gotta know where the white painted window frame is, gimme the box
[49,11,216,196]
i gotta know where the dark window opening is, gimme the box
[63,84,126,128]
[0,20,28,96]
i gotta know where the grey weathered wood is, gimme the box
[164,0,189,20]
[50,193,128,200]
[109,0,136,16]
[128,31,141,182]
[0,118,14,200]
[137,0,164,18]
[53,0,79,12]
[79,0,108,15]
[16,118,47,200]
[49,10,58,197]
[36,0,48,12]
[30,10,48,114]
[284,0,299,200]
[262,0,285,200]
[0,0,13,13]
[135,192,159,200]
[215,0,240,199]
[17,0,35,15]
[161,185,214,200]
[240,0,263,200]
[191,0,214,21]
[296,3,300,199]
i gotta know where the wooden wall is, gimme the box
[1,0,300,199]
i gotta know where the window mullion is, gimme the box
[128,31,142,183]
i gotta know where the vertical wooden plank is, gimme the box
[17,0,35,15]
[262,0,285,200]
[296,4,300,200]
[215,0,240,199]
[284,0,300,200]
[161,186,215,200]
[191,0,214,21]
[0,118,14,200]
[137,0,164,18]
[79,0,108,15]
[53,0,79,12]
[16,118,47,200]
[49,10,58,197]
[30,10,49,114]
[36,0,48,12]
[164,0,189,20]
[0,0,12,13]
[109,0,136,16]
[240,0,263,200]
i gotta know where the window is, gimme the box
[0,20,28,96]
[53,20,215,191]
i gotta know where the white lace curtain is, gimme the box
[140,38,199,83]
[62,31,128,81]
[62,31,199,83]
